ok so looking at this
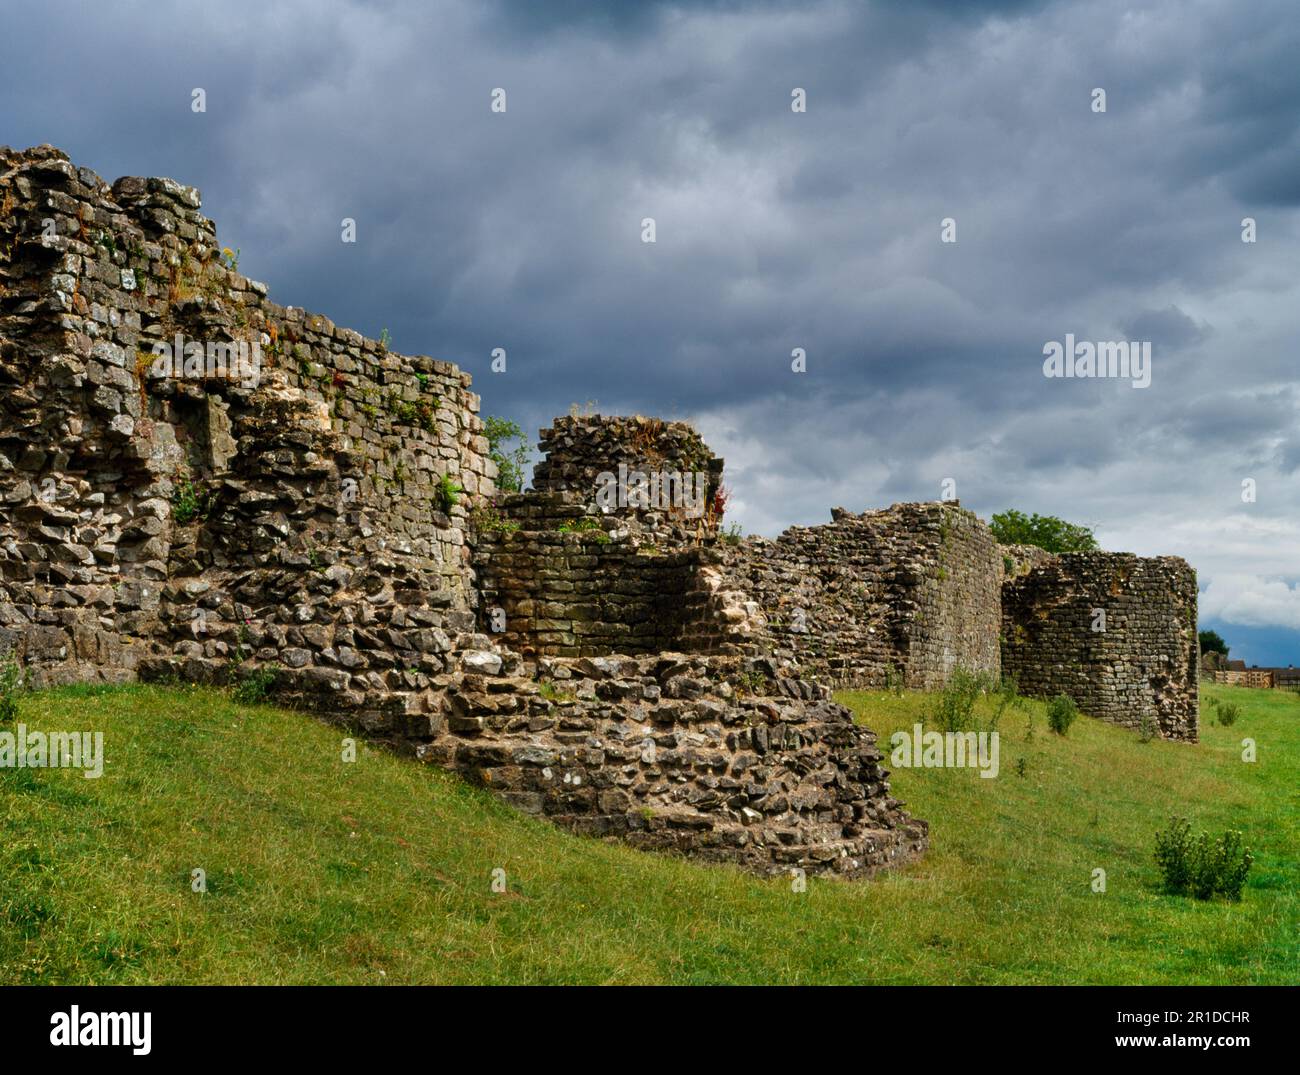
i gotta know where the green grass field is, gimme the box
[1,681,1295,984]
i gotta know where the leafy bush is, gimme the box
[989,509,1098,553]
[1216,701,1241,727]
[1154,816,1195,892]
[1198,629,1228,657]
[483,416,531,492]
[1204,830,1254,901]
[929,668,988,733]
[1154,817,1253,901]
[1046,694,1078,735]
[1,648,26,722]
[927,670,1023,733]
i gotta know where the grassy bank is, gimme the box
[1,681,1294,984]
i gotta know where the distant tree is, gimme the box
[989,509,1099,553]
[1198,630,1228,657]
[483,416,531,493]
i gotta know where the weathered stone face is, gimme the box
[1,144,492,704]
[712,502,1004,690]
[475,497,706,657]
[532,414,724,525]
[1001,552,1199,741]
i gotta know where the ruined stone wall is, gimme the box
[717,503,1003,690]
[478,425,1006,691]
[1211,669,1274,689]
[1000,542,1058,578]
[533,414,724,516]
[0,145,492,723]
[0,144,1205,884]
[1,147,929,880]
[1001,552,1199,741]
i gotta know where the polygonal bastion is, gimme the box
[1,146,1198,881]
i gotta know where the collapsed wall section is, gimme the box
[1001,552,1199,741]
[532,414,724,512]
[435,651,928,878]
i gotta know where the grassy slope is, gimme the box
[1,681,1295,985]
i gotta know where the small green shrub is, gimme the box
[470,503,520,535]
[1216,701,1241,727]
[1138,711,1157,742]
[1154,816,1195,892]
[434,473,463,513]
[929,668,989,733]
[722,523,744,546]
[1154,816,1253,901]
[989,675,1023,730]
[1204,830,1254,901]
[1046,694,1078,736]
[172,472,213,525]
[1,648,26,722]
[483,416,531,493]
[232,664,278,706]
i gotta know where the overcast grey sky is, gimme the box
[4,0,1299,662]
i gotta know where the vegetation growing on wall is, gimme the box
[483,416,531,492]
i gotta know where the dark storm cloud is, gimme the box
[1120,306,1209,350]
[3,0,1299,640]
